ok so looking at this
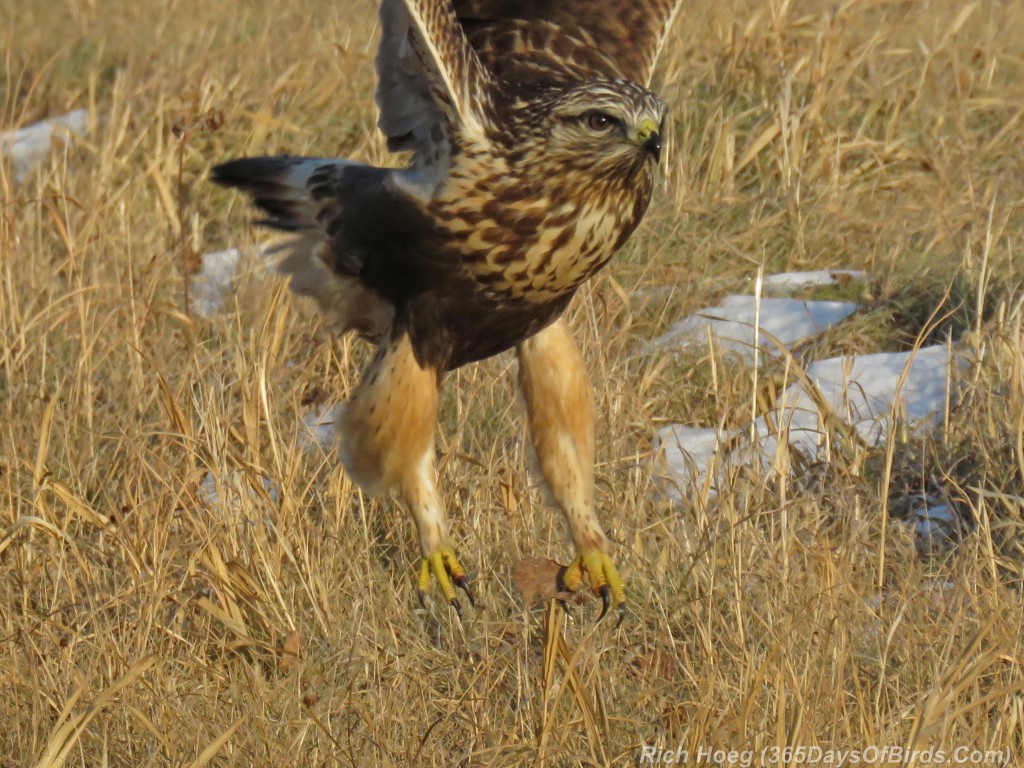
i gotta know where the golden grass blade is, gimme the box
[44,478,110,528]
[0,515,66,558]
[537,600,560,767]
[33,656,157,768]
[554,630,608,767]
[33,393,59,491]
[146,163,183,237]
[123,704,174,755]
[735,121,781,175]
[184,716,246,768]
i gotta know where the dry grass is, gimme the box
[3,0,1024,765]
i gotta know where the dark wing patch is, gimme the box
[212,157,314,232]
[452,0,686,87]
[460,18,625,88]
[211,156,387,277]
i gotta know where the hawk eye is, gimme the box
[584,111,616,132]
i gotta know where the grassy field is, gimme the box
[3,0,1024,765]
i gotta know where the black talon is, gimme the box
[597,585,611,623]
[614,602,626,629]
[556,566,570,595]
[418,590,428,610]
[450,598,463,620]
[453,574,475,608]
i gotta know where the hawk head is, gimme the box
[516,78,667,184]
[415,75,670,302]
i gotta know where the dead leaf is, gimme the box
[631,649,677,682]
[513,558,578,607]
[278,630,303,674]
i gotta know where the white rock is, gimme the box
[653,424,735,501]
[655,345,965,498]
[1,109,89,182]
[651,295,857,359]
[199,470,280,511]
[913,512,956,555]
[906,496,961,555]
[914,502,956,525]
[191,248,243,317]
[759,345,963,453]
[298,405,339,453]
[190,246,277,317]
[761,270,866,291]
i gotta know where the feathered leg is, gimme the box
[341,333,472,614]
[516,318,625,622]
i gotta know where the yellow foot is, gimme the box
[417,546,475,618]
[560,550,626,625]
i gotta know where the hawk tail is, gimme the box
[211,156,382,234]
[212,156,313,232]
[212,156,395,340]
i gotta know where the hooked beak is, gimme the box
[634,118,662,162]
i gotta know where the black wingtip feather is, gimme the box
[255,217,303,232]
[210,156,296,190]
[212,155,383,235]
[211,156,310,231]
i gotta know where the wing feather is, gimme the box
[453,0,687,87]
[402,0,494,130]
[374,0,684,192]
[376,0,493,161]
[641,0,687,87]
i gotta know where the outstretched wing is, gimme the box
[375,0,684,181]
[375,0,495,168]
[453,0,686,88]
